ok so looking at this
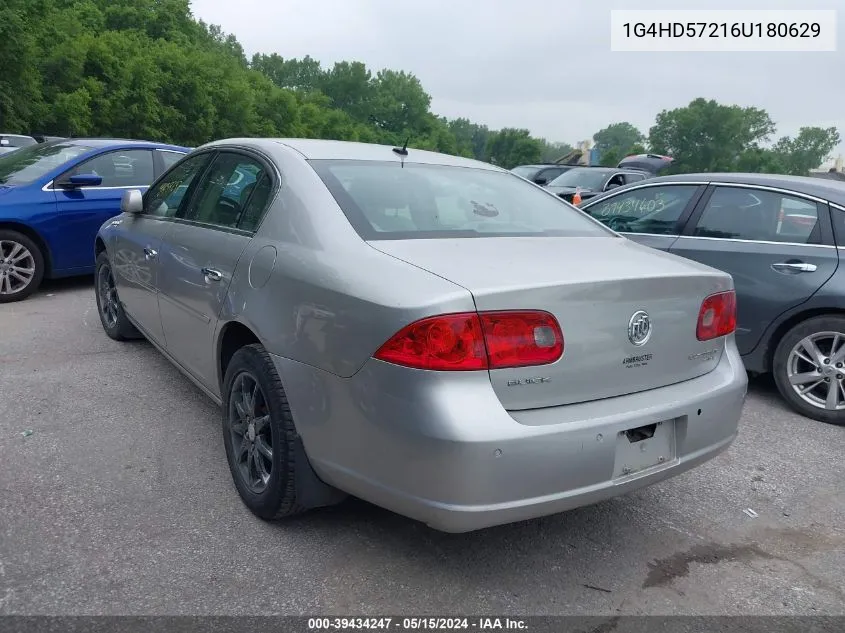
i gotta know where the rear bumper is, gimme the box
[272,340,748,533]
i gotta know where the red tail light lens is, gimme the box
[696,291,737,341]
[373,312,488,370]
[374,310,564,371]
[479,311,564,368]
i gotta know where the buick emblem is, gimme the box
[628,310,652,346]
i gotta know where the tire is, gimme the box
[0,229,45,303]
[772,315,845,426]
[221,343,306,520]
[94,251,141,341]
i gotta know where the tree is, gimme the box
[593,122,644,157]
[649,98,776,173]
[771,127,841,175]
[538,140,574,163]
[485,128,543,169]
[251,53,322,92]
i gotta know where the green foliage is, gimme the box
[485,129,543,169]
[592,122,644,160]
[0,0,554,168]
[0,2,838,176]
[647,98,838,176]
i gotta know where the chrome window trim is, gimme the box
[589,180,841,248]
[581,179,837,207]
[42,181,146,192]
[674,235,836,249]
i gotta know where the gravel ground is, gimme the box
[1,278,843,616]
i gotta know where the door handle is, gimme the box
[771,261,817,274]
[143,247,157,260]
[201,267,223,282]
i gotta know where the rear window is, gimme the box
[309,160,612,240]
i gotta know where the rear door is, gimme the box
[156,150,275,390]
[54,149,155,271]
[670,184,839,355]
[579,182,706,252]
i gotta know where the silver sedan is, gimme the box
[94,138,748,532]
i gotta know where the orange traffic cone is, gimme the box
[572,187,582,205]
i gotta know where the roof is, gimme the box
[642,172,845,206]
[199,137,503,171]
[54,138,189,150]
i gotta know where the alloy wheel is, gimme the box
[97,263,120,329]
[228,372,273,494]
[0,240,36,295]
[786,331,845,411]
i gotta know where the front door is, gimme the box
[579,182,706,252]
[157,151,271,390]
[670,185,839,355]
[54,149,156,272]
[111,152,214,345]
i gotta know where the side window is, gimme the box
[68,150,155,187]
[185,152,269,230]
[606,173,626,190]
[158,150,186,171]
[624,172,646,184]
[693,187,820,243]
[584,185,700,235]
[238,173,273,232]
[143,153,212,218]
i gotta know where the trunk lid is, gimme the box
[369,236,734,410]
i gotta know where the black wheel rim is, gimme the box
[228,372,273,494]
[97,263,120,329]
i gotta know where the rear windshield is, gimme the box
[309,160,612,240]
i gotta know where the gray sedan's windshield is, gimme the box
[311,160,613,240]
[548,168,611,189]
[0,142,91,185]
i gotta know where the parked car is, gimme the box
[94,138,747,532]
[545,166,651,202]
[578,172,845,425]
[618,153,674,175]
[0,134,38,156]
[0,138,189,302]
[510,164,575,185]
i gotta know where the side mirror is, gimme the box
[67,173,103,187]
[121,189,144,214]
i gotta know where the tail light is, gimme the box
[696,291,737,341]
[374,310,564,371]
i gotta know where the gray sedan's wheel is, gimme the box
[773,315,845,426]
[0,230,45,303]
[222,343,305,520]
[94,252,141,341]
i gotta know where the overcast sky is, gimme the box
[189,0,844,161]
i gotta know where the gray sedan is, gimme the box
[579,172,845,426]
[94,139,747,532]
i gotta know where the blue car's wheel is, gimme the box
[0,230,44,303]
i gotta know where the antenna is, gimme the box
[392,137,410,157]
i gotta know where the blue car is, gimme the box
[0,138,189,302]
